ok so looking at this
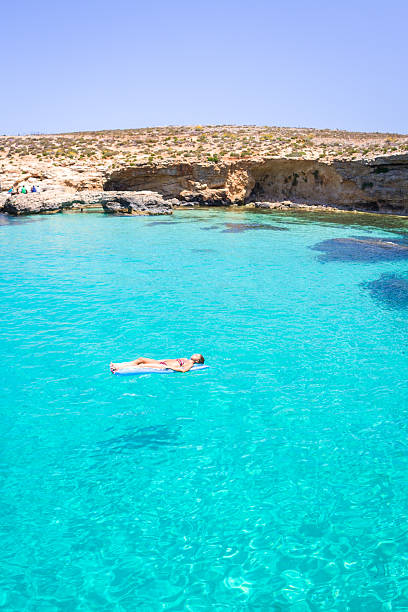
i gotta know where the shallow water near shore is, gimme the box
[1,208,408,609]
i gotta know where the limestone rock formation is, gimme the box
[0,190,174,216]
[101,191,173,215]
[3,126,408,216]
[102,155,408,214]
[0,191,80,215]
[3,153,408,217]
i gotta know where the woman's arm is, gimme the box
[180,361,194,373]
[165,360,194,373]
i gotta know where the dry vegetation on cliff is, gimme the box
[1,125,408,193]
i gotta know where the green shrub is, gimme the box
[207,154,219,163]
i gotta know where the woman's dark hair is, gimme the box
[192,353,204,364]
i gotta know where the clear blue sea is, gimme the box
[1,208,408,610]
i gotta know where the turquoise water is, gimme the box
[1,208,408,610]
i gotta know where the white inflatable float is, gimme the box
[114,364,209,376]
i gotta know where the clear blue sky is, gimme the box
[2,0,407,135]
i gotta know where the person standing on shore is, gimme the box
[21,186,27,194]
[31,185,37,193]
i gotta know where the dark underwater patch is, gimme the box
[176,217,215,223]
[0,214,38,227]
[192,248,216,253]
[147,220,181,226]
[312,236,408,262]
[221,222,289,233]
[363,274,408,310]
[95,425,180,454]
[148,218,219,226]
[200,222,288,233]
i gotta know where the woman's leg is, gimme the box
[110,357,161,373]
[132,357,160,366]
[135,358,167,369]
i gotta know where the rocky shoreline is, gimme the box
[3,126,408,217]
[1,188,406,218]
[3,152,408,218]
[0,190,174,216]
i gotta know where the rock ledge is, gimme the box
[0,190,174,216]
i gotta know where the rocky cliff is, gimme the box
[104,155,408,214]
[2,126,408,215]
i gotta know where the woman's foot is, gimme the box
[110,362,126,373]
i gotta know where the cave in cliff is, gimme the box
[103,156,408,213]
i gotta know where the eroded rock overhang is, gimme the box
[103,154,408,214]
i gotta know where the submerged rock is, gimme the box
[0,190,173,216]
[200,222,288,233]
[253,200,338,211]
[192,248,217,253]
[147,220,180,226]
[254,200,298,209]
[363,274,408,309]
[221,222,288,233]
[95,425,180,454]
[0,212,39,226]
[312,236,408,262]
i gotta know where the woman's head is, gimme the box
[191,353,204,364]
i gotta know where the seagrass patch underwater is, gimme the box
[1,208,408,609]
